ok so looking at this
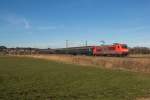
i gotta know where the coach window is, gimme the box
[110,47,114,50]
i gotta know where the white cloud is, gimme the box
[37,25,64,30]
[37,26,57,30]
[22,18,30,29]
[1,14,31,29]
[0,13,65,32]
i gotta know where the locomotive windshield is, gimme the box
[122,45,128,49]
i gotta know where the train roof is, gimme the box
[54,44,128,50]
[55,46,94,50]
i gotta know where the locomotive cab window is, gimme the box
[122,45,128,49]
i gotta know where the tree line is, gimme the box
[129,47,150,54]
[0,46,7,51]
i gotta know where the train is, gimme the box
[52,43,129,57]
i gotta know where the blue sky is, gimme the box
[0,0,150,48]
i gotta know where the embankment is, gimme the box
[14,54,150,73]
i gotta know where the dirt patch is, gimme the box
[12,54,150,73]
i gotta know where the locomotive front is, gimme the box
[115,44,129,56]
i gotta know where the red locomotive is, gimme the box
[54,43,129,57]
[92,43,129,56]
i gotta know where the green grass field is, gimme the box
[0,56,150,100]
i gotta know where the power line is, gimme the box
[66,40,68,48]
[85,40,87,46]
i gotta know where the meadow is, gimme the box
[0,56,150,100]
